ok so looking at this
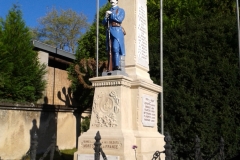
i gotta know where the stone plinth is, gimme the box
[74,76,165,160]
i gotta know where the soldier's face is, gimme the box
[109,0,118,7]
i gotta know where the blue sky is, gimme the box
[0,0,107,28]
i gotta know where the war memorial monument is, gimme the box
[74,0,165,159]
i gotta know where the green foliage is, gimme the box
[67,58,95,109]
[164,14,240,159]
[81,116,91,132]
[147,0,160,84]
[34,8,89,53]
[76,3,110,61]
[67,58,107,113]
[149,0,236,30]
[67,3,109,113]
[0,5,46,102]
[148,0,240,159]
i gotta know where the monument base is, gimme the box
[74,75,165,160]
[74,128,165,160]
[102,70,128,77]
[78,154,119,160]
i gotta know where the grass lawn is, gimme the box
[22,148,77,160]
[60,148,77,160]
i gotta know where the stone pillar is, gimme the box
[120,0,152,82]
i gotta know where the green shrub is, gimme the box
[0,5,46,102]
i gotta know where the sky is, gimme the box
[0,0,107,28]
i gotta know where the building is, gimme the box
[0,41,83,159]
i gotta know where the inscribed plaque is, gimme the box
[136,0,149,68]
[80,139,122,150]
[142,94,156,127]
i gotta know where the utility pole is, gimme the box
[96,0,99,77]
[237,0,240,70]
[160,0,164,134]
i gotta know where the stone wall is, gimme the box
[37,50,76,106]
[37,66,75,106]
[45,67,75,105]
[0,105,76,160]
[0,50,82,159]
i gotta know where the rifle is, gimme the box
[107,17,113,71]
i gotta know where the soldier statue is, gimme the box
[103,0,126,71]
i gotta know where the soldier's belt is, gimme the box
[111,22,121,27]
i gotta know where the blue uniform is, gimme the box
[103,6,125,69]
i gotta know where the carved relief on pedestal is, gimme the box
[92,91,120,127]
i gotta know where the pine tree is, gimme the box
[0,5,46,102]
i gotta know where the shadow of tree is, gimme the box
[57,87,78,107]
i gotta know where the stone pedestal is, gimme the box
[74,76,164,160]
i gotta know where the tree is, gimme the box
[0,17,6,88]
[67,4,110,135]
[34,8,89,53]
[68,3,110,110]
[147,0,240,159]
[0,5,46,102]
[163,14,240,159]
[76,3,110,60]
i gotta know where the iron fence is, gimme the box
[1,130,231,160]
[151,132,225,160]
[93,131,226,160]
[94,131,108,160]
